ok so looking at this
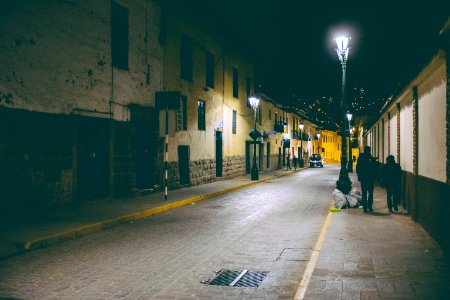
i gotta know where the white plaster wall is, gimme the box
[367,131,372,150]
[418,63,447,182]
[383,117,389,162]
[400,99,414,173]
[389,112,397,157]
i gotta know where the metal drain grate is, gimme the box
[202,269,268,288]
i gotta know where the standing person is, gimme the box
[286,153,291,170]
[292,155,298,170]
[381,155,402,212]
[356,146,377,213]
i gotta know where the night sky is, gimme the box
[202,0,449,107]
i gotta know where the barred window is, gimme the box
[198,100,205,131]
[232,110,237,134]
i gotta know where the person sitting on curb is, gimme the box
[356,146,377,213]
[381,155,402,212]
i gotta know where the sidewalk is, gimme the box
[303,172,450,299]
[0,167,300,260]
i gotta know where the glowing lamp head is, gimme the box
[299,123,304,130]
[346,112,353,121]
[248,95,260,110]
[334,35,350,62]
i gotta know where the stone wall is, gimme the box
[165,155,246,189]
[0,108,73,215]
[222,156,246,179]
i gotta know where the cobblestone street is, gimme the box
[0,167,334,299]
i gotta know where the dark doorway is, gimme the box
[136,125,155,188]
[215,131,223,177]
[178,145,190,185]
[266,142,270,168]
[245,140,260,174]
[278,147,281,169]
[77,117,110,200]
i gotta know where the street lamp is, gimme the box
[317,132,321,154]
[335,35,352,194]
[299,123,304,167]
[249,95,260,180]
[346,112,353,172]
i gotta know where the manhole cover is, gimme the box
[202,269,268,288]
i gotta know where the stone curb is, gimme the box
[21,168,302,254]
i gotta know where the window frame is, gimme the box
[180,34,193,81]
[111,1,129,70]
[197,100,206,131]
[205,51,214,88]
[232,67,239,99]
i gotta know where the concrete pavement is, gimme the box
[301,171,450,299]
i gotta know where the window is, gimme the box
[232,67,239,98]
[181,34,193,80]
[206,51,214,88]
[232,110,237,134]
[177,95,187,130]
[246,78,251,107]
[197,100,205,130]
[269,109,271,120]
[111,1,128,70]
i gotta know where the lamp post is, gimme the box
[346,112,353,172]
[335,35,352,194]
[299,123,304,167]
[317,132,321,154]
[249,95,260,180]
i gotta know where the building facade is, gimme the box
[0,0,320,215]
[363,20,450,254]
[159,0,319,188]
[0,0,164,213]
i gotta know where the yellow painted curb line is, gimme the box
[293,204,334,300]
[23,170,303,252]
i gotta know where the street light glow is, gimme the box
[346,112,353,121]
[299,123,304,130]
[334,35,350,62]
[249,95,260,110]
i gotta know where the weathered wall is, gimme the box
[0,0,163,208]
[0,0,162,119]
[162,0,255,164]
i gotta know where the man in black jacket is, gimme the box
[382,155,402,212]
[356,146,377,213]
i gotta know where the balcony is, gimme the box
[274,121,286,133]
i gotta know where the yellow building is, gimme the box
[320,130,342,163]
[161,1,319,187]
